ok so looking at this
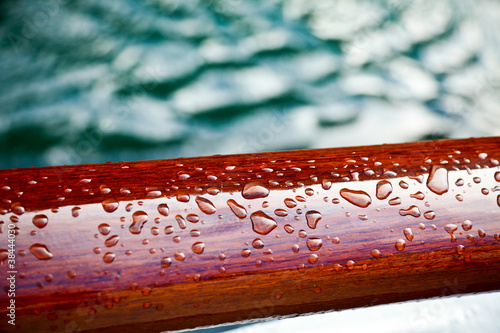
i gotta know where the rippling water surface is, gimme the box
[1,0,500,169]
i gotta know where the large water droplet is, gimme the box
[105,235,120,247]
[227,199,247,219]
[339,189,371,208]
[306,238,322,251]
[129,211,148,234]
[395,239,406,251]
[376,180,393,200]
[250,211,277,235]
[32,214,48,229]
[305,210,322,229]
[103,252,116,263]
[403,228,414,241]
[427,166,449,195]
[102,199,119,213]
[30,244,53,260]
[157,204,169,217]
[242,182,269,199]
[192,242,205,254]
[196,196,216,215]
[399,205,421,218]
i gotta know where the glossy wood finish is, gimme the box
[1,137,500,332]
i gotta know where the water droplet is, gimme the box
[30,244,53,260]
[308,254,319,264]
[462,220,472,231]
[427,166,449,195]
[418,223,426,230]
[403,228,414,241]
[71,206,81,218]
[105,235,120,247]
[252,238,265,249]
[376,180,393,200]
[32,214,48,229]
[399,181,409,189]
[185,214,199,223]
[455,244,465,255]
[284,198,297,208]
[103,252,116,263]
[332,198,340,204]
[98,223,111,236]
[371,249,381,258]
[388,197,401,205]
[423,211,435,220]
[157,204,169,217]
[129,211,148,234]
[445,224,458,242]
[305,210,322,229]
[177,193,190,203]
[102,199,119,213]
[478,229,486,238]
[410,191,425,200]
[497,194,500,207]
[298,230,307,238]
[67,270,76,279]
[164,225,174,235]
[250,211,277,235]
[473,177,481,184]
[227,199,247,219]
[44,274,53,283]
[395,239,406,251]
[306,238,322,251]
[196,196,216,215]
[242,182,269,199]
[305,188,314,196]
[93,247,101,254]
[455,179,464,186]
[292,244,300,253]
[241,249,251,258]
[399,206,421,218]
[174,252,186,261]
[495,172,500,182]
[100,185,111,195]
[173,215,186,229]
[346,260,355,270]
[11,202,24,215]
[192,242,205,254]
[494,233,500,241]
[274,209,288,217]
[161,257,172,268]
[339,189,371,208]
[322,179,332,190]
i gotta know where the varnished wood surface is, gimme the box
[1,137,500,332]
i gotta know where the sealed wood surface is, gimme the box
[1,137,500,332]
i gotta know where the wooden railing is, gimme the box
[1,137,500,332]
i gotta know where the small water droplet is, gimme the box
[250,211,277,235]
[399,206,421,218]
[102,199,119,213]
[305,210,322,229]
[177,193,190,203]
[174,215,186,229]
[346,260,355,270]
[455,244,465,255]
[192,242,205,254]
[403,228,414,241]
[332,236,340,244]
[103,252,116,263]
[495,172,500,182]
[242,182,269,199]
[388,197,401,205]
[71,206,81,218]
[157,204,169,217]
[129,211,148,234]
[241,249,251,258]
[395,239,406,251]
[98,223,111,235]
[478,229,486,238]
[298,230,307,238]
[305,188,314,196]
[455,179,464,186]
[30,244,53,260]
[32,214,48,229]
[173,235,181,243]
[196,196,216,215]
[44,274,53,283]
[306,238,322,251]
[376,180,393,200]
[322,179,332,190]
[445,224,458,242]
[164,225,174,235]
[161,257,172,268]
[410,191,425,200]
[274,209,288,217]
[67,270,76,279]
[11,202,25,215]
[427,166,449,195]
[284,198,297,208]
[100,185,111,195]
[399,181,409,189]
[227,199,247,219]
[339,189,371,208]
[105,235,120,247]
[418,223,426,230]
[308,254,319,264]
[292,244,300,253]
[494,233,500,241]
[371,249,381,258]
[93,247,101,254]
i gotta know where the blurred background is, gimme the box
[1,0,500,332]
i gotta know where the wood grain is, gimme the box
[1,137,500,332]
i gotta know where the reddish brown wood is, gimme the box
[1,137,500,332]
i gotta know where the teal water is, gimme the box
[1,0,500,169]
